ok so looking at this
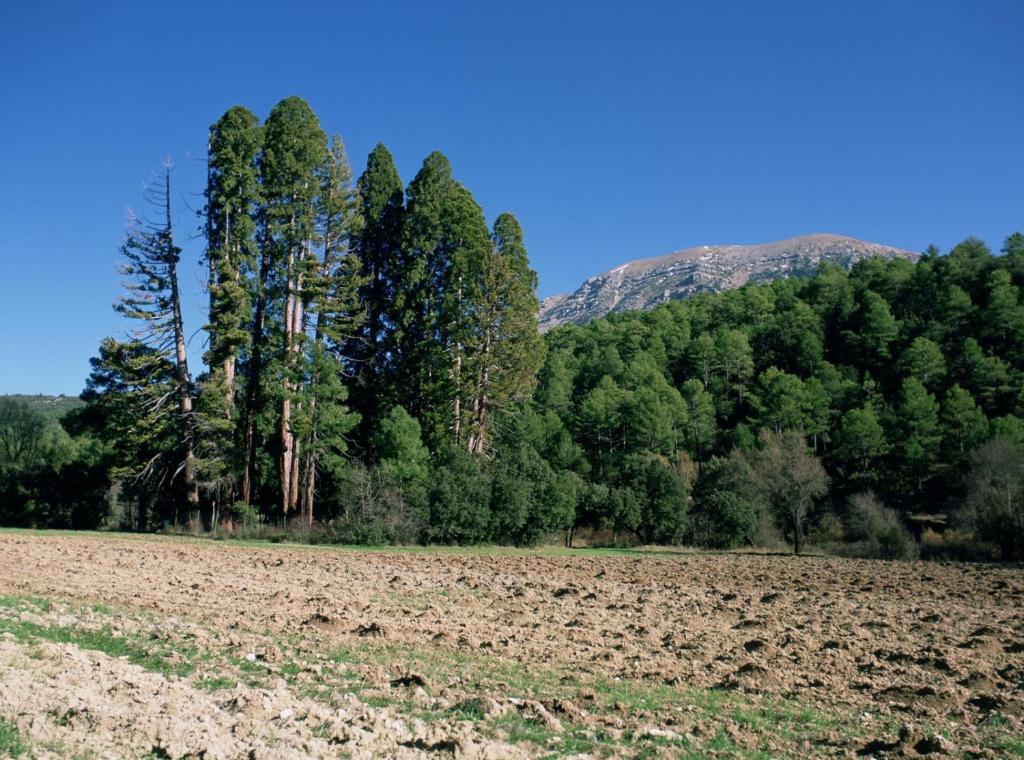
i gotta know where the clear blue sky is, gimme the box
[1,1,1022,395]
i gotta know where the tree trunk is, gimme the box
[222,211,238,409]
[164,166,200,528]
[302,446,316,527]
[452,277,463,443]
[280,216,298,517]
[241,229,272,505]
[468,326,492,455]
[453,353,462,441]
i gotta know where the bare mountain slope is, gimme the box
[539,233,918,330]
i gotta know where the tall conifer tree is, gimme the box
[244,97,328,515]
[392,152,456,443]
[199,106,262,513]
[464,213,544,454]
[116,162,199,524]
[296,135,364,522]
[351,144,404,448]
[203,106,262,409]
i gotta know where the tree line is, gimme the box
[1,97,1022,558]
[56,97,541,536]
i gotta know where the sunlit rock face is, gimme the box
[539,233,918,330]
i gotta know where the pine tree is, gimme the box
[715,328,754,405]
[941,384,989,457]
[896,377,941,496]
[753,368,809,435]
[900,336,947,391]
[836,405,888,485]
[77,338,179,530]
[852,290,899,363]
[680,378,716,458]
[434,183,491,447]
[115,161,199,525]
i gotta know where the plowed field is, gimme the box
[0,532,1021,757]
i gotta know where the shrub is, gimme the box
[689,489,759,549]
[842,492,918,560]
[918,527,994,562]
[958,436,1024,560]
[807,510,845,546]
[428,446,492,544]
[329,463,424,545]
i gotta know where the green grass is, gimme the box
[316,635,879,757]
[0,599,194,679]
[980,715,1024,757]
[195,675,236,692]
[0,593,53,613]
[486,712,556,745]
[0,716,29,757]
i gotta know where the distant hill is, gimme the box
[539,233,919,330]
[1,394,83,424]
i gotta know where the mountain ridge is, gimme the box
[539,233,918,330]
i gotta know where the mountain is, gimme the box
[538,233,919,330]
[0,394,83,424]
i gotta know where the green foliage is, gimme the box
[626,454,688,544]
[0,397,49,474]
[69,338,181,529]
[533,232,1023,551]
[19,98,1024,554]
[0,398,109,528]
[374,406,429,513]
[688,457,758,549]
[0,716,28,757]
[490,441,576,546]
[203,104,261,389]
[427,446,492,544]
[835,405,888,486]
[351,143,405,446]
[730,430,828,554]
[680,379,716,457]
[900,336,946,391]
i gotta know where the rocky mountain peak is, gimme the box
[538,233,917,330]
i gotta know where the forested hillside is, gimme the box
[534,237,1024,556]
[1,98,1022,559]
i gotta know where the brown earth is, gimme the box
[0,533,1022,757]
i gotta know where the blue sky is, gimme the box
[1,0,1022,394]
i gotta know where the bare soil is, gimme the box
[0,532,1021,757]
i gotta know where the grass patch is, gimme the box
[319,636,872,757]
[0,593,53,613]
[0,716,29,757]
[195,675,236,692]
[486,712,555,745]
[980,715,1024,757]
[0,597,193,679]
